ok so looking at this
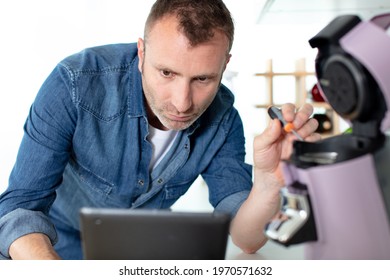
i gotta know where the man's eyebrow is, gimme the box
[195,73,219,78]
[154,63,219,78]
[154,63,171,70]
[153,64,177,74]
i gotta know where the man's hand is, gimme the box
[254,103,320,177]
[9,233,61,260]
[230,103,320,254]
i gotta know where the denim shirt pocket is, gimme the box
[73,66,130,123]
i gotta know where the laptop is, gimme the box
[79,207,231,260]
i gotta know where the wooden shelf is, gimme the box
[255,102,332,109]
[255,71,315,77]
[254,58,339,136]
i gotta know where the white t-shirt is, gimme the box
[147,125,178,171]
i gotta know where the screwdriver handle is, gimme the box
[267,106,304,141]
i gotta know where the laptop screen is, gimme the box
[79,207,231,260]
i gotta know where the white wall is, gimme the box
[0,0,155,191]
[0,0,324,195]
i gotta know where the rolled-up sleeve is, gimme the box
[0,208,58,259]
[214,190,250,217]
[0,64,76,259]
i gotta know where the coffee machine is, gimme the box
[264,13,390,259]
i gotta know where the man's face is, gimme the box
[137,15,231,131]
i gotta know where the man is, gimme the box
[0,0,320,259]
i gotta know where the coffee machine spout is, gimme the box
[265,183,317,246]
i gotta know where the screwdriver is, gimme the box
[267,106,304,141]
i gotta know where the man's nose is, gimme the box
[171,81,192,113]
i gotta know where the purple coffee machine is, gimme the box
[265,13,390,259]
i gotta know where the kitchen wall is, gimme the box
[1,0,389,199]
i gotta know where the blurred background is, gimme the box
[1,0,389,209]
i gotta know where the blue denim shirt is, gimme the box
[0,43,252,259]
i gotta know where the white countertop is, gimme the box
[226,236,305,260]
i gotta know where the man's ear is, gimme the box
[137,38,145,73]
[223,54,232,71]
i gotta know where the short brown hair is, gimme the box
[144,0,234,52]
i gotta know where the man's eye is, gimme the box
[197,76,208,82]
[161,70,172,77]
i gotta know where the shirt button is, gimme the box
[157,178,164,184]
[138,179,144,186]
